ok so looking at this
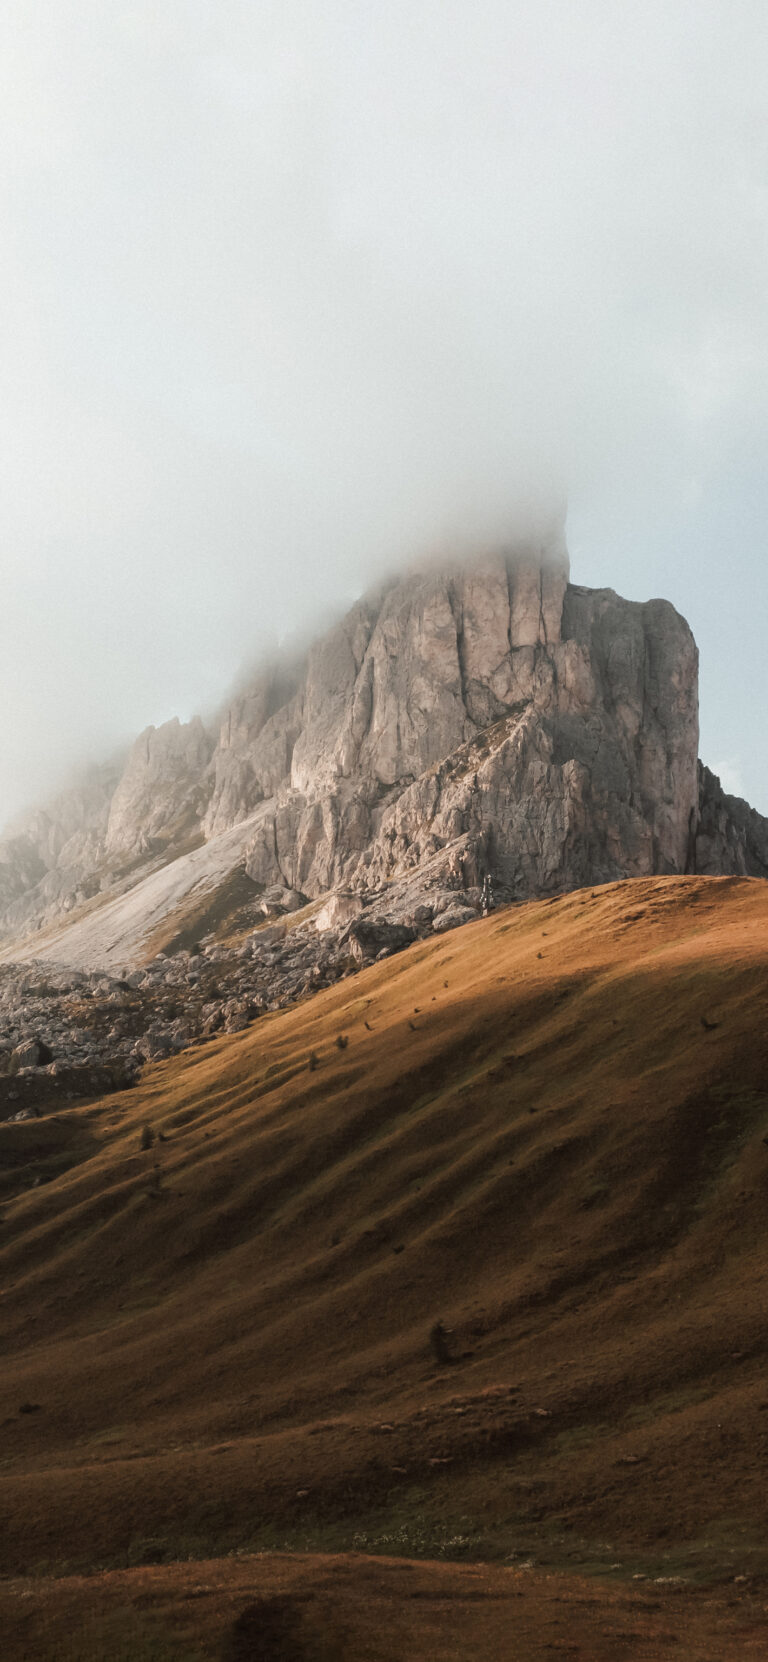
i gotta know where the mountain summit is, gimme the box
[1,525,766,969]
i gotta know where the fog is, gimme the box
[1,0,766,827]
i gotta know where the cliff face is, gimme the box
[0,528,765,957]
[105,717,214,858]
[0,763,120,937]
[696,764,768,878]
[233,547,701,900]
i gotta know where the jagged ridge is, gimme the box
[1,522,766,966]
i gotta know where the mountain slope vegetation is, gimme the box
[2,875,768,1604]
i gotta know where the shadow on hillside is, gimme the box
[0,1114,101,1206]
[221,1595,332,1661]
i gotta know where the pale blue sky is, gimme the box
[1,0,766,825]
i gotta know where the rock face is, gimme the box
[0,762,120,937]
[0,519,765,964]
[105,717,214,857]
[695,764,768,877]
[229,539,703,901]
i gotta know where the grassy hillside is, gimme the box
[4,1553,767,1661]
[2,875,768,1597]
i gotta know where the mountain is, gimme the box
[1,518,766,971]
[3,527,768,1656]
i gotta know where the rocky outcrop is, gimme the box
[236,546,701,902]
[0,762,120,937]
[203,662,304,838]
[0,900,425,1125]
[0,517,765,965]
[0,719,215,943]
[695,764,768,877]
[105,717,214,856]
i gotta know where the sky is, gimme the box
[1,0,766,828]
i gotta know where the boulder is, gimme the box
[10,1037,53,1072]
[341,918,418,964]
[432,906,478,933]
[134,1033,174,1062]
[313,892,365,932]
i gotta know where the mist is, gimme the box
[1,0,767,827]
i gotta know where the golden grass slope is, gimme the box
[2,875,768,1582]
[5,1553,768,1662]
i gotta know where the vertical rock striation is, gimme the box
[695,764,768,877]
[222,534,703,901]
[105,717,214,857]
[0,518,765,954]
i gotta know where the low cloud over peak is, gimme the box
[1,1,766,825]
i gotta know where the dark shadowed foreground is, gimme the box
[2,876,768,1656]
[3,1554,768,1661]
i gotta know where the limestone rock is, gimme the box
[258,885,305,917]
[341,918,418,964]
[314,892,365,932]
[432,906,478,933]
[0,762,119,939]
[10,1037,53,1072]
[695,764,768,877]
[106,717,214,857]
[0,517,765,968]
[231,557,702,904]
[203,662,304,838]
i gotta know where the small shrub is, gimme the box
[140,1123,154,1151]
[308,1051,319,1072]
[336,1033,349,1050]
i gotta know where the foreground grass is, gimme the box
[5,877,768,1609]
[25,1496,768,1598]
[55,1611,206,1662]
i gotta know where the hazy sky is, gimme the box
[2,0,767,828]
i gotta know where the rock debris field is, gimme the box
[0,880,483,1122]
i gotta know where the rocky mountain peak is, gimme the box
[0,529,765,969]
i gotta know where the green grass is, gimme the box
[42,1490,759,1592]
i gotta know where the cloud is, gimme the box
[1,0,767,824]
